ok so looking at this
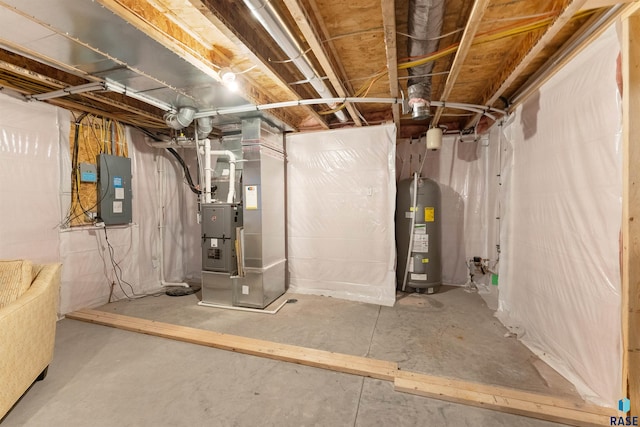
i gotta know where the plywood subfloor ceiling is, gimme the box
[0,0,636,138]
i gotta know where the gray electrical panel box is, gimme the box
[98,154,132,225]
[79,162,97,182]
[201,203,242,273]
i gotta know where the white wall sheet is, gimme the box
[0,95,67,263]
[58,130,201,314]
[498,26,622,406]
[395,133,501,287]
[0,91,200,314]
[287,125,396,306]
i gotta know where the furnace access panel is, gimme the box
[98,154,132,225]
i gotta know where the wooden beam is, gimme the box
[622,9,640,415]
[509,5,633,112]
[381,0,400,129]
[431,0,490,126]
[97,0,224,81]
[98,0,323,129]
[304,0,356,97]
[395,372,616,426]
[193,0,329,129]
[66,309,398,380]
[467,0,588,128]
[282,0,362,126]
[0,56,165,126]
[67,308,619,424]
[581,0,635,11]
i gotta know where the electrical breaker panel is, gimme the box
[97,154,132,225]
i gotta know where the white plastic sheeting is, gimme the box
[396,133,500,289]
[0,95,67,262]
[497,25,622,406]
[287,125,396,306]
[0,93,201,314]
[57,131,201,313]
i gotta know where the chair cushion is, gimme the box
[0,260,33,308]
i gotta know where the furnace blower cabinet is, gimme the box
[199,119,286,310]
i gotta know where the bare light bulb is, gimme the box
[220,68,238,91]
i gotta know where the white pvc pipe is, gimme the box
[197,297,290,315]
[402,172,419,292]
[225,153,236,204]
[157,154,189,288]
[203,138,237,204]
[204,138,212,203]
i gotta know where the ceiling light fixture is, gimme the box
[219,68,239,92]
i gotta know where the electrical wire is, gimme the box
[102,226,164,301]
[62,114,132,228]
[236,64,257,74]
[397,27,464,41]
[397,71,450,81]
[269,47,313,64]
[64,113,92,227]
[271,27,387,66]
[322,27,385,43]
[0,70,167,129]
[166,147,201,195]
[324,9,597,116]
[129,124,200,196]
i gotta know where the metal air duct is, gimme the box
[407,0,446,120]
[197,117,214,139]
[243,0,348,122]
[164,106,197,130]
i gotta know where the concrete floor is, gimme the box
[2,286,578,426]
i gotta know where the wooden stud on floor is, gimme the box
[394,371,617,426]
[66,308,619,426]
[66,309,398,381]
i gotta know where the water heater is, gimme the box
[396,176,442,293]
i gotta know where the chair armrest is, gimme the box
[0,263,61,418]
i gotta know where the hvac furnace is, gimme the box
[200,118,286,309]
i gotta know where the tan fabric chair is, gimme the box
[0,262,61,419]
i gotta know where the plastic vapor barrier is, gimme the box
[396,132,500,289]
[0,95,67,262]
[0,93,200,314]
[58,130,200,313]
[287,125,396,306]
[497,26,622,406]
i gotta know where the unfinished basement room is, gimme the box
[0,0,638,425]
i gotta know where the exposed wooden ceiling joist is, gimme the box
[466,0,588,129]
[510,4,633,110]
[0,0,621,138]
[305,0,358,99]
[102,0,330,130]
[97,0,225,81]
[0,49,166,127]
[431,0,490,127]
[381,0,401,129]
[282,0,363,126]
[195,0,335,129]
[582,0,636,11]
